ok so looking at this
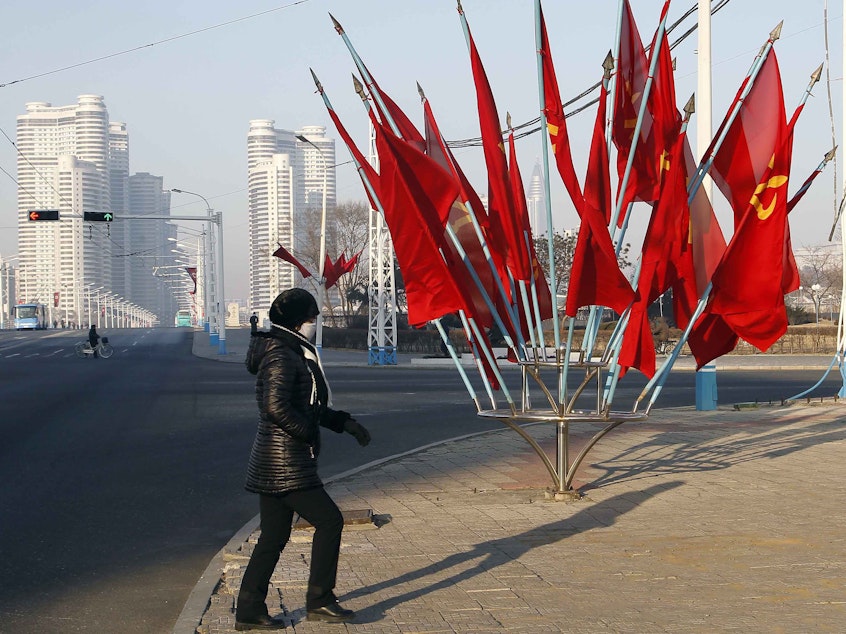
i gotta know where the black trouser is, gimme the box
[237,487,344,618]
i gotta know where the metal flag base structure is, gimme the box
[477,350,647,497]
[317,7,835,499]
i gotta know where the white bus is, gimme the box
[14,303,48,330]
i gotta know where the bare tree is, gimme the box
[299,201,370,320]
[797,244,843,322]
[533,229,632,306]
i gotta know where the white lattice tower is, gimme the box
[366,120,397,365]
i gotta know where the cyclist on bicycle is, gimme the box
[88,324,101,359]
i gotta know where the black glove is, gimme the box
[343,419,371,446]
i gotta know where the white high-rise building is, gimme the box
[527,161,547,236]
[127,173,175,323]
[246,120,336,318]
[16,95,115,325]
[109,122,130,297]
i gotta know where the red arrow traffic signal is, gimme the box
[28,209,60,221]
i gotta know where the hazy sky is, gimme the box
[0,0,840,300]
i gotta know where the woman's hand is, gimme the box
[343,419,371,446]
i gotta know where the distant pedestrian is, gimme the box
[88,324,100,358]
[235,288,371,630]
[249,311,259,334]
[53,320,58,329]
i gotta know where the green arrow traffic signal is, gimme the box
[83,211,114,222]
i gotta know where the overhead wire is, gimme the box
[0,0,314,89]
[446,0,733,148]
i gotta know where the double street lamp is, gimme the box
[170,188,226,355]
[295,134,328,350]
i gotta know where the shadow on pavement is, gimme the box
[585,412,846,490]
[339,481,683,623]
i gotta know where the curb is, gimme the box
[172,424,517,634]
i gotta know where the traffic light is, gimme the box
[28,209,60,221]
[83,211,114,222]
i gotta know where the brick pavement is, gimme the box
[194,401,846,633]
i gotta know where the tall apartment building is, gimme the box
[246,120,336,317]
[127,173,176,323]
[109,122,130,297]
[16,95,115,325]
[527,161,547,236]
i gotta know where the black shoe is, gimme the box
[306,601,355,623]
[234,614,286,630]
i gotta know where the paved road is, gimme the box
[0,328,842,633]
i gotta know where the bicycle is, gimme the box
[654,338,678,355]
[75,337,114,359]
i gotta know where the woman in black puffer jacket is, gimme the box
[235,289,371,630]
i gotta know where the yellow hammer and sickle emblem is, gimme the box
[749,174,788,220]
[659,149,671,172]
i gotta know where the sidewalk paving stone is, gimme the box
[194,400,846,633]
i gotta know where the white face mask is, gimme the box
[298,321,317,341]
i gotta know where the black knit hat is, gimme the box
[269,288,319,329]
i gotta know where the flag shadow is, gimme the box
[339,481,682,623]
[582,412,846,490]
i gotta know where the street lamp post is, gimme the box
[0,253,20,329]
[171,189,226,355]
[295,134,328,350]
[170,232,206,328]
[811,283,822,323]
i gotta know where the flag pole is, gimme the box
[506,111,543,356]
[532,0,562,357]
[607,0,671,233]
[331,14,523,362]
[350,75,520,412]
[414,85,526,362]
[686,22,783,200]
[601,97,695,411]
[583,0,670,359]
[311,68,489,410]
[452,4,531,358]
[581,54,621,362]
[638,56,823,413]
[607,0,627,150]
[330,13,526,360]
[788,145,836,211]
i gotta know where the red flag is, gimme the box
[422,98,496,330]
[566,80,635,317]
[687,312,739,369]
[374,124,465,326]
[273,244,313,279]
[341,250,361,274]
[649,2,682,178]
[508,128,553,335]
[683,138,726,300]
[612,0,660,211]
[323,254,342,290]
[539,2,582,207]
[667,137,727,332]
[708,60,791,352]
[360,67,426,152]
[780,106,805,294]
[710,51,785,228]
[324,105,381,211]
[467,24,530,281]
[185,267,197,295]
[619,128,689,377]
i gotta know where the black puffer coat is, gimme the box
[244,328,347,494]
